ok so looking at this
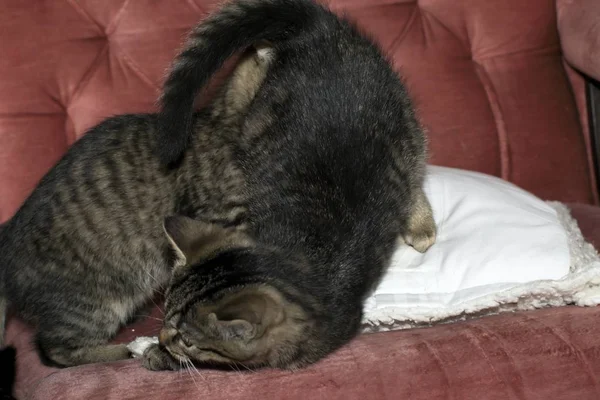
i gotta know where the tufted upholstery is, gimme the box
[0,0,598,223]
[4,0,600,399]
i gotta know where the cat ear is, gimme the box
[163,215,213,266]
[163,216,253,267]
[207,313,256,341]
[208,287,285,340]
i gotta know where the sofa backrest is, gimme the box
[0,0,596,222]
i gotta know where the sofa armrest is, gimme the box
[557,0,600,80]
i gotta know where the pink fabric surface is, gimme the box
[0,0,597,224]
[9,304,600,400]
[557,0,600,81]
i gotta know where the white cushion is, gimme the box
[363,166,574,326]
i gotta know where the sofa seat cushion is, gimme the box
[5,202,600,400]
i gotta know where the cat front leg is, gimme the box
[37,339,131,367]
[142,343,181,371]
[35,317,132,367]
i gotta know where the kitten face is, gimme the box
[160,286,307,368]
[159,216,312,369]
[160,312,256,365]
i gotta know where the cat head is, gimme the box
[159,216,314,370]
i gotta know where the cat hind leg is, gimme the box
[401,187,437,253]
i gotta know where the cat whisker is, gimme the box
[148,297,165,317]
[231,361,243,376]
[145,294,165,317]
[132,315,163,322]
[188,359,206,382]
[144,269,166,292]
[132,281,166,317]
[238,362,255,373]
[184,358,203,389]
[183,359,196,386]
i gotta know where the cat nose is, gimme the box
[159,327,178,346]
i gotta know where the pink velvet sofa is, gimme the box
[2,0,600,399]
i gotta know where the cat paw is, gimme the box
[141,343,180,371]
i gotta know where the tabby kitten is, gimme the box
[142,0,436,371]
[0,45,274,367]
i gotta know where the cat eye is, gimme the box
[198,347,230,359]
[179,335,194,348]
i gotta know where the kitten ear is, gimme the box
[209,287,285,340]
[163,215,212,266]
[207,313,256,341]
[163,216,253,267]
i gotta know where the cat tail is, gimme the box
[157,0,331,165]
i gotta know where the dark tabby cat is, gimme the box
[142,0,437,371]
[0,45,274,367]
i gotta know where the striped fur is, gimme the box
[143,0,437,371]
[0,47,273,367]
